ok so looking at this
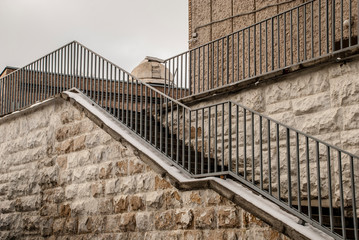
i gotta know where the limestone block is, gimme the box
[183,230,203,240]
[98,198,114,215]
[63,217,78,234]
[146,191,164,210]
[135,212,154,231]
[114,195,129,213]
[105,179,120,196]
[0,200,14,213]
[65,184,78,201]
[217,207,240,228]
[343,105,359,130]
[104,215,121,233]
[266,100,292,115]
[175,209,193,229]
[40,217,54,237]
[91,181,104,198]
[52,218,65,235]
[79,215,106,234]
[194,208,216,229]
[163,190,182,209]
[290,70,329,99]
[265,80,292,104]
[292,93,330,116]
[119,176,137,194]
[128,157,145,175]
[14,195,41,212]
[21,215,41,233]
[129,195,144,211]
[99,162,114,180]
[73,135,86,152]
[330,73,359,107]
[154,210,175,230]
[295,108,342,135]
[77,182,91,198]
[119,212,136,231]
[136,173,155,192]
[155,175,172,190]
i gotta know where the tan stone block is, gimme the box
[73,135,86,151]
[56,139,73,154]
[59,203,71,217]
[99,162,114,180]
[91,181,104,198]
[292,93,330,116]
[194,208,216,229]
[55,125,80,142]
[155,210,175,230]
[64,217,78,234]
[184,230,203,240]
[52,217,65,235]
[155,175,172,190]
[190,192,202,205]
[128,158,145,175]
[135,212,154,231]
[266,100,292,115]
[330,74,359,107]
[217,207,239,228]
[343,105,359,130]
[114,195,128,213]
[129,195,144,211]
[56,156,67,170]
[146,191,164,210]
[115,160,128,177]
[175,209,193,229]
[98,198,113,215]
[163,190,182,209]
[61,110,74,124]
[119,212,136,231]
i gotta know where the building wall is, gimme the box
[189,0,358,49]
[0,99,291,239]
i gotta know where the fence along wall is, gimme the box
[161,55,359,213]
[166,0,359,98]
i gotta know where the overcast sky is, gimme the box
[0,0,188,73]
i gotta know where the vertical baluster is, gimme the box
[306,137,312,218]
[350,156,358,240]
[287,128,292,207]
[338,151,346,239]
[326,146,334,232]
[316,142,322,225]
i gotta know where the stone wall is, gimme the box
[162,55,359,209]
[0,98,291,239]
[189,0,359,49]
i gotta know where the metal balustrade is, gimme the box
[0,17,359,240]
[164,0,359,99]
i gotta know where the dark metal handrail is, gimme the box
[163,0,359,99]
[0,40,358,239]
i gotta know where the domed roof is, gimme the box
[131,56,173,85]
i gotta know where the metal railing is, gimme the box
[164,0,359,98]
[0,40,358,239]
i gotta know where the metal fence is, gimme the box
[164,0,359,98]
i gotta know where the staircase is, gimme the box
[1,40,359,239]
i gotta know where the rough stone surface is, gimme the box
[0,100,290,239]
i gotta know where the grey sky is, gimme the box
[0,0,188,73]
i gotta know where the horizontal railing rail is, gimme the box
[0,40,358,239]
[164,0,359,99]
